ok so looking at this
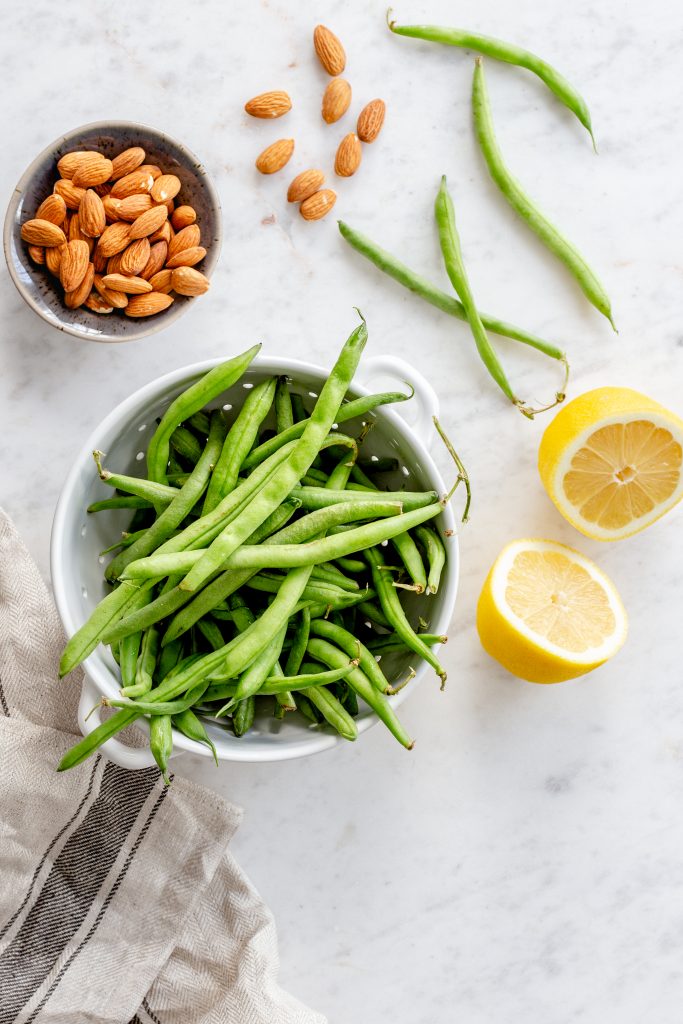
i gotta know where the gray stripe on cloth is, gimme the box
[22,781,169,1024]
[142,996,164,1024]
[0,756,102,943]
[0,675,9,718]
[0,761,160,1024]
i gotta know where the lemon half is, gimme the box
[477,539,627,683]
[538,387,683,541]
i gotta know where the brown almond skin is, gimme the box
[53,179,85,210]
[149,220,173,245]
[64,263,94,309]
[322,78,352,124]
[165,246,207,269]
[60,239,90,291]
[151,174,181,203]
[255,138,295,175]
[244,91,292,118]
[110,146,146,180]
[28,244,45,264]
[168,224,201,260]
[148,269,174,294]
[313,25,346,76]
[36,194,67,226]
[117,194,153,221]
[45,244,65,276]
[171,206,197,230]
[97,222,132,258]
[72,156,114,188]
[94,274,129,308]
[140,241,168,281]
[129,205,168,240]
[56,151,92,180]
[357,99,386,143]
[110,170,155,200]
[334,133,362,177]
[138,164,162,180]
[287,169,325,203]
[21,219,67,247]
[171,267,211,296]
[120,237,151,276]
[101,273,153,295]
[84,291,114,313]
[102,196,122,222]
[300,189,337,221]
[80,190,106,237]
[125,292,174,317]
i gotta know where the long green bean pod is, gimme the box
[472,58,615,329]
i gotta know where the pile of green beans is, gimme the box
[59,315,465,781]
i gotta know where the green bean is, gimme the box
[307,637,414,749]
[365,546,446,688]
[275,375,294,432]
[310,618,392,694]
[326,447,357,490]
[177,319,369,592]
[99,530,146,557]
[92,452,180,506]
[241,388,413,472]
[391,531,428,593]
[119,630,141,691]
[203,377,277,514]
[214,624,286,711]
[366,632,446,654]
[297,693,321,724]
[245,573,371,611]
[291,393,308,423]
[196,618,225,651]
[156,637,183,681]
[173,708,217,764]
[105,410,227,582]
[146,345,261,484]
[186,410,211,436]
[414,525,446,595]
[349,463,376,489]
[121,625,159,698]
[233,696,255,736]
[58,565,315,771]
[336,556,366,574]
[150,715,173,784]
[291,487,437,512]
[202,660,355,702]
[304,682,357,740]
[338,221,566,362]
[269,500,403,545]
[169,425,202,465]
[101,582,197,645]
[105,677,209,716]
[310,563,359,591]
[472,58,614,329]
[284,607,310,677]
[59,580,152,677]
[435,175,517,407]
[388,13,595,146]
[271,663,296,716]
[87,496,152,513]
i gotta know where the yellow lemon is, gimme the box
[538,387,683,540]
[477,539,627,683]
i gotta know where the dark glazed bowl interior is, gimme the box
[3,120,222,343]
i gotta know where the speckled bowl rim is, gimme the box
[3,119,222,343]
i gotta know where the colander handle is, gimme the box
[353,355,439,448]
[78,674,159,770]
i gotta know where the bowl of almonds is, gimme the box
[3,120,221,342]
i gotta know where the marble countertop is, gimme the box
[2,0,683,1020]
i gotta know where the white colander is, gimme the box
[51,354,459,769]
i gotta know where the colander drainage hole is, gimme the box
[81,586,88,599]
[308,390,318,398]
[80,525,87,537]
[135,451,144,461]
[243,382,254,389]
[138,423,147,432]
[401,466,410,477]
[223,403,232,411]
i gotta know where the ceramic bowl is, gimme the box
[51,353,459,768]
[3,120,221,343]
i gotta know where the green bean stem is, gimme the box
[414,526,446,594]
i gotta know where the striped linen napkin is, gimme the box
[0,510,325,1024]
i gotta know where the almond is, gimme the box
[171,205,197,230]
[299,188,337,221]
[129,205,168,240]
[165,245,206,269]
[79,189,106,237]
[149,220,173,245]
[102,196,122,222]
[110,170,155,200]
[93,245,109,273]
[68,213,94,254]
[84,291,114,313]
[28,244,45,264]
[140,240,168,280]
[45,244,66,276]
[167,224,201,260]
[101,273,153,295]
[322,78,352,124]
[151,174,181,203]
[287,169,325,203]
[97,221,131,257]
[125,292,174,317]
[120,237,151,276]
[313,25,346,76]
[94,273,129,308]
[36,194,67,225]
[334,133,362,177]
[64,262,94,309]
[357,98,386,143]
[21,219,67,247]
[72,154,114,188]
[171,267,211,296]
[116,193,153,221]
[110,146,146,180]
[106,252,126,276]
[56,151,93,180]
[148,268,173,294]
[139,164,162,180]
[255,138,295,175]
[244,90,292,118]
[93,182,112,198]
[54,178,86,210]
[59,239,90,291]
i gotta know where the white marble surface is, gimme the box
[2,0,683,1019]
